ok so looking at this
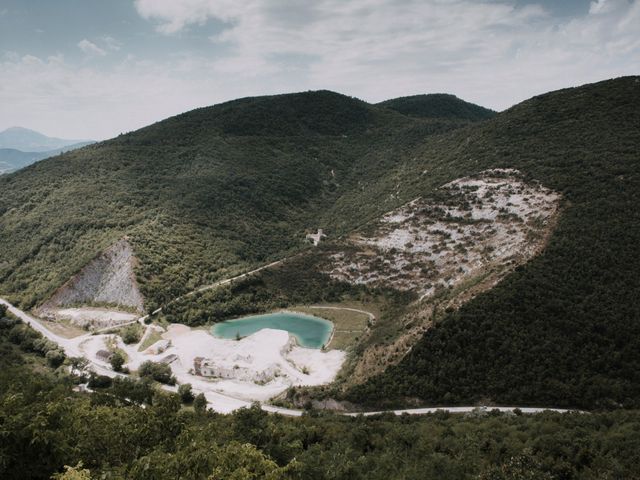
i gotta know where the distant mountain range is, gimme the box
[0,127,93,174]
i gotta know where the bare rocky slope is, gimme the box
[319,169,561,383]
[38,238,144,314]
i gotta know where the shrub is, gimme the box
[110,351,125,372]
[139,361,175,385]
[46,349,66,368]
[88,375,113,389]
[193,392,207,413]
[178,383,195,404]
[120,325,141,345]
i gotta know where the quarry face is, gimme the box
[327,169,561,300]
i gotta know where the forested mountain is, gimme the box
[1,77,640,415]
[378,93,496,120]
[0,90,467,311]
[2,76,640,479]
[344,76,640,409]
[2,316,639,479]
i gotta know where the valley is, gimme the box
[2,78,640,415]
[3,0,640,476]
[1,77,639,480]
[0,161,564,413]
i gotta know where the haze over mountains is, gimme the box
[0,127,93,174]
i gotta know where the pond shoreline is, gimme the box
[211,310,334,349]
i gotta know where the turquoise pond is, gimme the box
[211,312,333,349]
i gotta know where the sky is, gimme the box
[0,0,638,140]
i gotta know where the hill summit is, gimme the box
[378,93,496,121]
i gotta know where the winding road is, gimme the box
[1,297,582,417]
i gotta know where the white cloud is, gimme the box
[78,39,107,57]
[0,53,219,139]
[1,1,639,139]
[135,0,242,34]
[132,0,640,109]
[102,36,123,51]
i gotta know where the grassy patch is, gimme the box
[138,328,163,352]
[291,303,373,350]
[34,317,86,339]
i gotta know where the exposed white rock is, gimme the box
[39,238,144,313]
[327,169,560,299]
[46,307,137,330]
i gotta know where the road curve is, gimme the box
[0,297,584,417]
[306,305,376,322]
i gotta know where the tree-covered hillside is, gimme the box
[378,93,496,121]
[1,317,639,480]
[0,91,466,311]
[1,77,640,413]
[344,76,640,409]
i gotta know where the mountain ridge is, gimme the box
[377,93,497,121]
[0,126,91,152]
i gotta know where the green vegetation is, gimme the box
[138,360,176,385]
[2,77,640,413]
[109,351,125,372]
[120,323,142,344]
[377,93,496,121]
[162,252,411,327]
[0,313,66,368]
[344,77,640,409]
[193,392,207,414]
[1,339,640,479]
[0,91,463,312]
[178,383,195,404]
[138,327,162,351]
[292,304,372,350]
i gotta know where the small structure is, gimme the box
[194,357,205,376]
[144,339,172,355]
[306,228,326,246]
[159,354,178,364]
[193,356,279,383]
[96,349,114,362]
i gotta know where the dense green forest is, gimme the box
[377,93,496,121]
[2,313,640,480]
[161,251,412,327]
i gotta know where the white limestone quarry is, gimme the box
[38,238,145,330]
[48,307,137,330]
[328,169,561,300]
[78,323,345,404]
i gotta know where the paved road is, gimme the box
[344,406,580,416]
